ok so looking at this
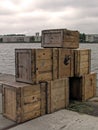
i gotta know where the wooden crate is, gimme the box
[69,73,96,101]
[40,78,69,114]
[2,81,42,123]
[15,48,54,84]
[2,78,69,122]
[15,48,74,84]
[41,29,79,48]
[74,49,91,76]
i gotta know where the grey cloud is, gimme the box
[24,0,68,12]
[0,9,16,15]
[27,0,98,12]
[78,7,98,18]
[0,0,98,34]
[10,0,22,4]
[0,13,51,34]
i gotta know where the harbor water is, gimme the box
[0,43,97,85]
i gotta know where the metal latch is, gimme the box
[64,55,71,65]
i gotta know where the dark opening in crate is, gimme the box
[69,73,96,101]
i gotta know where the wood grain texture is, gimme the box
[15,48,53,84]
[15,48,74,84]
[74,49,91,76]
[49,78,69,113]
[2,82,41,123]
[42,29,79,48]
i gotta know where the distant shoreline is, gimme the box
[0,42,98,44]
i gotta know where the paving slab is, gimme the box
[8,109,98,130]
[0,115,16,130]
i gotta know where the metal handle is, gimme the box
[64,55,71,65]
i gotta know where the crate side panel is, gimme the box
[74,49,91,76]
[50,78,68,112]
[42,30,63,47]
[3,85,17,121]
[84,73,96,100]
[15,49,32,83]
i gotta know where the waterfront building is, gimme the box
[85,34,98,43]
[34,32,41,42]
[0,33,41,43]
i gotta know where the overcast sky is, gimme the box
[0,0,98,35]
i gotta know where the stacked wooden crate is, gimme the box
[41,28,96,101]
[69,49,96,101]
[2,78,69,123]
[2,28,96,123]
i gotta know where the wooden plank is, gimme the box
[23,110,40,121]
[23,85,40,96]
[74,49,91,76]
[77,49,89,55]
[50,78,69,113]
[36,72,52,82]
[40,83,47,115]
[65,78,69,107]
[79,62,89,68]
[36,60,52,72]
[52,48,58,79]
[23,94,40,105]
[36,49,52,60]
[80,55,89,62]
[80,67,89,75]
[23,102,40,113]
[83,73,96,101]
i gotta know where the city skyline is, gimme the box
[0,0,98,35]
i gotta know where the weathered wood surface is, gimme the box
[74,49,91,76]
[40,78,69,114]
[15,48,53,84]
[69,73,96,101]
[58,49,74,78]
[15,48,74,84]
[2,82,41,123]
[50,78,69,113]
[83,73,96,100]
[42,29,79,48]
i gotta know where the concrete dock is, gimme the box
[8,110,98,130]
